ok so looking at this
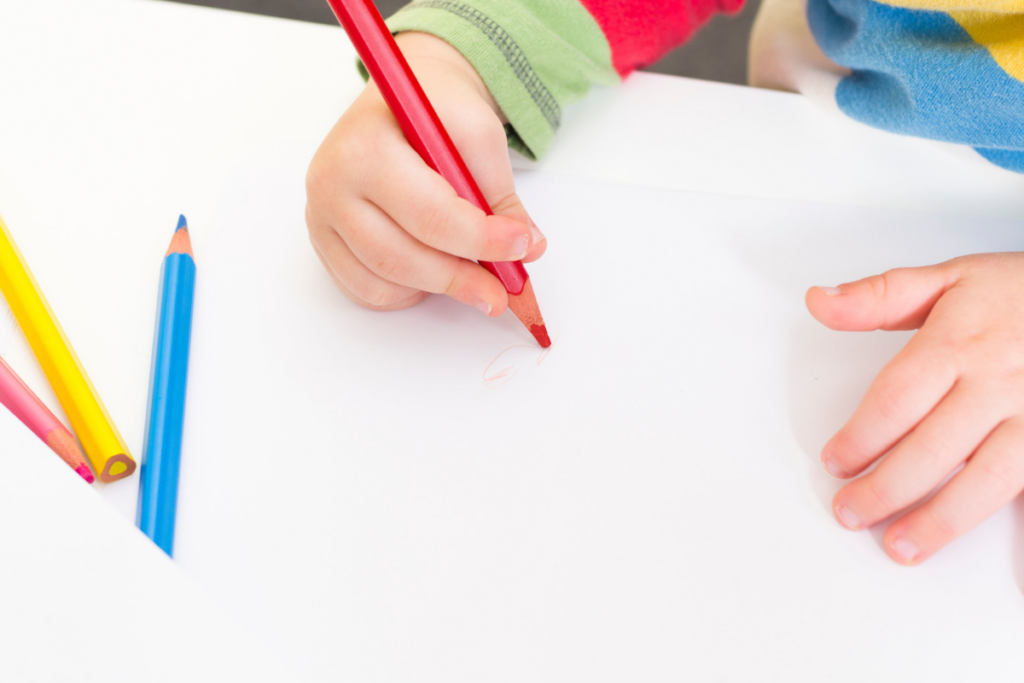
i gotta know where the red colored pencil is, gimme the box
[324,0,551,348]
[0,355,93,483]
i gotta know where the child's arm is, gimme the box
[307,1,741,314]
[306,32,542,315]
[807,254,1024,564]
[384,0,742,160]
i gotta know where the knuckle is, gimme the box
[348,277,376,304]
[872,383,909,428]
[868,271,897,328]
[307,138,374,201]
[343,134,376,168]
[314,199,364,243]
[342,141,378,196]
[865,478,898,513]
[979,335,1024,381]
[949,252,990,273]
[1001,343,1024,373]
[372,252,410,283]
[489,191,522,217]
[937,332,978,364]
[304,204,319,236]
[443,262,481,302]
[975,454,1019,498]
[908,435,945,472]
[946,254,972,268]
[364,291,397,309]
[356,280,401,308]
[305,155,332,197]
[443,272,462,300]
[304,203,337,242]
[921,506,959,543]
[420,203,454,245]
[478,221,507,256]
[868,272,892,301]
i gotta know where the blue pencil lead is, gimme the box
[176,214,188,232]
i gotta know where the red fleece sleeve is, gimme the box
[578,0,745,76]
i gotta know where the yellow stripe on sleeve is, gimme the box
[874,0,1023,12]
[949,11,1024,83]
[871,0,1024,84]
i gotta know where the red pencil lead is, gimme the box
[505,279,550,347]
[75,463,95,484]
[531,324,551,348]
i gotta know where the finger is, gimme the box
[437,96,516,207]
[806,262,959,332]
[520,226,547,263]
[308,214,426,310]
[882,417,1024,565]
[311,236,429,311]
[361,142,535,263]
[831,380,1002,530]
[492,196,546,264]
[822,336,958,478]
[432,91,547,262]
[338,200,509,315]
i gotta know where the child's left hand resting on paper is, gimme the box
[806,252,1024,565]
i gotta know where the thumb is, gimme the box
[431,90,547,264]
[489,192,546,263]
[806,263,959,331]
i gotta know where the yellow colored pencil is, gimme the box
[0,213,134,482]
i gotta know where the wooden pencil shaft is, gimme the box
[0,353,92,480]
[0,214,134,482]
[325,0,529,296]
[0,355,63,441]
[138,242,195,557]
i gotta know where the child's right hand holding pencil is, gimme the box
[305,32,545,317]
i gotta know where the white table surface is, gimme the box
[2,0,1024,679]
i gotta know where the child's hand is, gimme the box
[305,32,545,315]
[807,253,1024,565]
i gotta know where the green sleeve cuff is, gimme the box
[384,0,618,160]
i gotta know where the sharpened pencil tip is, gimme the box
[505,279,549,348]
[75,463,95,484]
[166,222,195,258]
[530,324,551,348]
[176,214,188,232]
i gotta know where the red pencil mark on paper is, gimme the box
[482,344,532,391]
[536,332,558,366]
[480,332,559,393]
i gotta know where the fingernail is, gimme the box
[835,505,862,530]
[891,537,919,564]
[476,301,492,316]
[823,459,847,478]
[513,234,529,259]
[530,222,545,245]
[818,286,844,296]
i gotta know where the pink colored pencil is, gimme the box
[0,355,93,483]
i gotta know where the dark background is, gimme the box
[162,0,760,85]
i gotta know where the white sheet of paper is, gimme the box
[0,408,294,681]
[177,163,1024,681]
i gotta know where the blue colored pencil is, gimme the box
[137,215,196,557]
